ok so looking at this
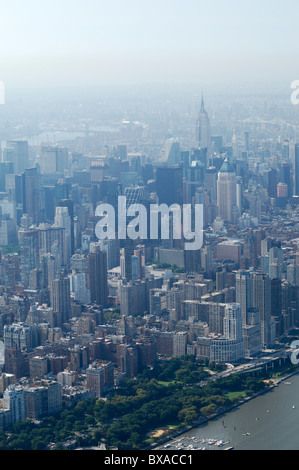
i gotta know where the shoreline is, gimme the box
[149,369,299,450]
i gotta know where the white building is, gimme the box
[173,331,188,357]
[2,385,26,425]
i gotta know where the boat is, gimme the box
[215,440,224,447]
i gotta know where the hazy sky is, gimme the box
[1,0,299,89]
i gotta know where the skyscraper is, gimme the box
[155,166,183,206]
[19,228,40,288]
[294,144,299,196]
[196,94,211,155]
[50,275,71,326]
[252,272,274,349]
[217,158,238,223]
[55,200,74,256]
[223,304,243,341]
[5,141,29,174]
[87,247,108,307]
[21,167,41,225]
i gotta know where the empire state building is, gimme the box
[197,94,211,155]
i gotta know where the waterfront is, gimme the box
[158,373,299,451]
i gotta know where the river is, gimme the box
[160,373,299,450]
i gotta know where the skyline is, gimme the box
[1,0,299,89]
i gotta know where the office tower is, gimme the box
[244,231,259,269]
[70,253,88,275]
[269,246,284,280]
[55,179,70,202]
[98,176,119,207]
[292,143,299,196]
[252,273,274,349]
[185,160,205,203]
[5,141,29,174]
[40,146,69,175]
[243,188,261,224]
[94,239,119,270]
[150,289,167,315]
[54,207,74,264]
[50,275,72,326]
[116,145,127,161]
[119,281,146,316]
[205,166,217,203]
[211,136,223,155]
[124,185,147,207]
[244,131,250,153]
[87,247,108,307]
[279,162,292,197]
[271,278,284,339]
[282,140,289,160]
[155,166,183,206]
[142,163,154,185]
[0,162,14,192]
[43,186,56,222]
[22,167,41,225]
[40,147,57,174]
[164,138,181,165]
[287,263,299,286]
[19,229,40,288]
[0,213,17,246]
[120,238,135,281]
[70,272,90,304]
[38,225,66,271]
[217,158,238,223]
[56,199,74,256]
[263,168,277,199]
[3,385,26,425]
[133,247,145,280]
[196,94,211,155]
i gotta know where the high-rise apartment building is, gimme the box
[50,275,71,326]
[3,385,26,425]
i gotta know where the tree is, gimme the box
[178,406,198,425]
[200,404,217,417]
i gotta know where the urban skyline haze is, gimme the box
[0,0,299,90]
